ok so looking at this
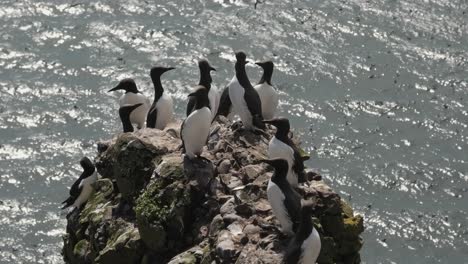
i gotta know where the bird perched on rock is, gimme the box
[262,158,301,235]
[255,61,278,120]
[108,78,150,130]
[61,157,98,214]
[263,118,308,187]
[187,59,219,121]
[146,66,175,129]
[284,200,321,264]
[119,103,143,133]
[181,86,212,159]
[226,51,265,130]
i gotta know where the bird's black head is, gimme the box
[235,51,248,65]
[198,59,216,72]
[260,158,289,176]
[80,157,95,176]
[109,78,138,93]
[263,117,290,131]
[255,61,274,71]
[188,85,210,110]
[188,85,209,98]
[150,66,175,79]
[255,61,274,85]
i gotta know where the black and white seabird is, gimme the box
[119,103,143,133]
[62,157,98,214]
[108,78,150,129]
[263,118,309,187]
[262,158,301,235]
[227,51,265,130]
[146,66,175,130]
[181,86,212,159]
[285,200,321,264]
[255,61,278,120]
[187,60,219,121]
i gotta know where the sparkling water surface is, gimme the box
[0,0,467,263]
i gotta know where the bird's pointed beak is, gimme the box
[166,67,176,72]
[188,91,196,97]
[108,85,121,92]
[262,119,273,124]
[210,66,216,71]
[255,62,263,66]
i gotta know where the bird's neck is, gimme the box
[235,62,252,89]
[275,129,289,142]
[151,76,164,101]
[121,116,134,133]
[199,72,212,90]
[194,95,210,110]
[271,172,289,186]
[259,68,272,85]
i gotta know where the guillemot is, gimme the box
[146,66,175,129]
[227,51,265,130]
[254,61,278,120]
[61,157,98,214]
[119,103,143,133]
[285,200,322,264]
[263,118,309,187]
[187,59,219,121]
[181,86,212,159]
[108,78,150,129]
[262,158,301,235]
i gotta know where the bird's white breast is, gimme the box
[182,107,211,158]
[155,93,174,130]
[208,85,220,121]
[267,180,293,235]
[74,171,98,208]
[268,137,298,187]
[119,93,151,129]
[300,227,321,264]
[228,76,253,128]
[254,83,278,120]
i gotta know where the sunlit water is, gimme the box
[0,0,467,263]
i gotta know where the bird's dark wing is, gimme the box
[186,97,196,117]
[244,88,266,129]
[244,88,263,117]
[286,138,306,176]
[283,188,302,231]
[216,86,232,117]
[146,105,158,128]
[284,239,302,264]
[180,119,186,153]
[62,178,83,209]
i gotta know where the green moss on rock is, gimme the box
[135,156,191,252]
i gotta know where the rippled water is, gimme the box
[0,0,466,263]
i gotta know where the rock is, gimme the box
[216,231,238,260]
[217,159,231,174]
[209,215,224,237]
[241,164,263,181]
[234,203,254,218]
[220,197,235,215]
[62,120,364,264]
[96,223,144,264]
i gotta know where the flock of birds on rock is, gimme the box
[61,51,321,264]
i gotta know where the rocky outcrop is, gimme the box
[62,118,364,264]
